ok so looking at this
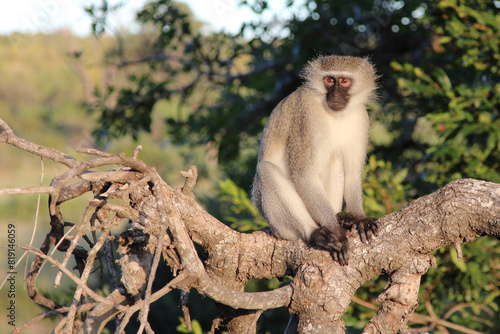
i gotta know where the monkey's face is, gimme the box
[301,55,377,108]
[323,76,352,111]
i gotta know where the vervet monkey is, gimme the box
[252,55,379,265]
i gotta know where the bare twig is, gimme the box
[75,147,114,157]
[115,273,190,334]
[181,165,198,196]
[352,296,378,310]
[25,157,44,290]
[137,170,171,334]
[52,224,78,287]
[64,227,113,333]
[79,169,142,182]
[425,300,449,333]
[454,238,463,262]
[0,186,52,196]
[54,204,95,287]
[13,303,98,334]
[26,197,65,310]
[0,118,78,168]
[133,145,142,159]
[410,313,485,334]
[19,245,126,312]
[180,290,192,331]
[443,303,494,320]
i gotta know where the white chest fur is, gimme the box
[317,103,369,160]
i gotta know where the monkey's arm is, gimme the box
[309,226,349,265]
[340,171,379,243]
[291,174,350,265]
[339,117,379,243]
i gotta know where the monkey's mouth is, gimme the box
[328,103,346,111]
[327,100,349,111]
[326,92,349,111]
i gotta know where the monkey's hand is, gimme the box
[336,212,379,244]
[310,226,349,266]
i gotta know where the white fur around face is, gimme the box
[310,94,370,213]
[306,70,374,103]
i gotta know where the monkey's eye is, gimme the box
[323,76,335,87]
[339,77,352,87]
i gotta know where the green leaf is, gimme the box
[438,36,452,44]
[432,67,452,91]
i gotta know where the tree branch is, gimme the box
[1,118,498,333]
[0,119,78,168]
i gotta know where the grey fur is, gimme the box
[252,54,377,256]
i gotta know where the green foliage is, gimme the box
[217,179,267,232]
[391,3,500,331]
[416,237,500,332]
[392,0,500,189]
[363,155,410,217]
[343,278,385,332]
[89,0,433,189]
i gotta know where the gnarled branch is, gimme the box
[1,119,498,334]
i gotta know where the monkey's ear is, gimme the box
[310,226,350,266]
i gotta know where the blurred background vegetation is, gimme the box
[0,0,498,333]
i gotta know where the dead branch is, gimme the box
[0,119,79,168]
[0,186,53,196]
[1,119,499,334]
[19,246,124,310]
[13,303,98,334]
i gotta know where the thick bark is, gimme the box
[279,178,500,333]
[2,120,498,333]
[172,178,499,333]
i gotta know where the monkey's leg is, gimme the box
[256,161,349,265]
[254,161,319,241]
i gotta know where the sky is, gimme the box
[0,0,290,36]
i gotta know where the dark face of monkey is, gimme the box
[323,76,352,111]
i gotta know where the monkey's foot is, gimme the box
[310,226,350,266]
[336,212,379,244]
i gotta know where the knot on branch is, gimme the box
[378,273,421,305]
[410,254,436,274]
[301,265,322,287]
